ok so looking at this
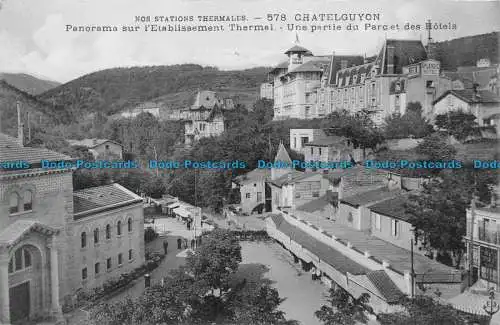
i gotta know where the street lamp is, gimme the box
[483,287,500,317]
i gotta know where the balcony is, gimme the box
[478,226,500,245]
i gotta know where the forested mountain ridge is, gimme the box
[0,80,70,141]
[38,64,271,122]
[434,32,499,70]
[0,73,60,95]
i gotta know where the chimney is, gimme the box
[17,101,24,146]
[340,59,348,70]
[473,83,479,97]
[386,45,395,74]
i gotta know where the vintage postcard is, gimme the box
[0,0,499,324]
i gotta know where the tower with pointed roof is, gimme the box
[271,141,293,181]
[284,34,311,71]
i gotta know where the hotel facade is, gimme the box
[268,38,453,124]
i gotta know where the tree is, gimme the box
[252,98,274,125]
[377,295,466,325]
[321,110,384,156]
[90,229,296,325]
[186,228,242,293]
[435,111,481,142]
[228,283,297,325]
[415,134,457,162]
[384,102,433,139]
[315,287,372,325]
[405,170,490,267]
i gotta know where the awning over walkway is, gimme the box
[269,214,369,275]
[173,207,191,219]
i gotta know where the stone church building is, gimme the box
[0,132,145,324]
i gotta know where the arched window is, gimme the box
[9,193,19,214]
[23,191,33,211]
[117,221,122,236]
[8,248,32,273]
[128,218,132,232]
[106,224,111,239]
[94,228,99,244]
[81,232,87,248]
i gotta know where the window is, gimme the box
[257,192,263,202]
[294,137,297,149]
[375,214,381,230]
[295,193,301,198]
[24,250,31,268]
[301,137,309,146]
[117,221,122,236]
[426,80,434,88]
[312,191,320,198]
[105,144,110,150]
[82,267,87,280]
[118,253,123,266]
[106,224,111,239]
[129,249,133,261]
[310,147,313,155]
[81,232,87,248]
[246,193,251,199]
[391,219,399,237]
[7,247,32,274]
[94,228,99,244]
[14,249,23,271]
[107,258,112,271]
[128,218,133,232]
[9,193,19,214]
[318,148,322,155]
[23,191,32,211]
[95,262,100,275]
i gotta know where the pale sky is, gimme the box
[0,0,498,83]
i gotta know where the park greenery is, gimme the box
[90,229,298,325]
[315,287,372,325]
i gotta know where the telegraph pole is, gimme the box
[469,195,476,287]
[411,239,415,297]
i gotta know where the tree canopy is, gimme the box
[315,287,372,325]
[90,229,296,325]
[377,295,466,325]
[384,102,433,139]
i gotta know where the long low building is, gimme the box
[266,209,463,313]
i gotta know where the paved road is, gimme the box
[240,241,328,325]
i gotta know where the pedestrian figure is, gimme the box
[190,239,195,250]
[177,238,182,250]
[187,221,191,230]
[163,240,168,255]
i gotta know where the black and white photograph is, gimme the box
[0,0,499,324]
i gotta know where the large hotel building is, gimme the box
[267,38,453,124]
